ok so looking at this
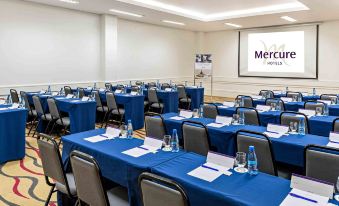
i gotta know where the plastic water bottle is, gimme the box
[171,129,179,152]
[93,83,97,90]
[47,85,51,94]
[312,88,316,96]
[199,104,204,118]
[239,110,245,125]
[286,86,289,93]
[169,80,172,86]
[185,81,188,87]
[248,146,258,176]
[6,95,11,104]
[298,117,306,135]
[324,103,329,116]
[240,97,245,107]
[127,120,133,139]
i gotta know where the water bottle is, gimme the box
[199,82,202,88]
[286,86,289,93]
[93,83,97,90]
[47,85,51,94]
[127,120,133,139]
[298,117,306,135]
[239,110,245,125]
[169,80,172,86]
[312,88,316,96]
[240,97,245,107]
[324,103,329,116]
[199,104,204,118]
[276,102,281,111]
[170,129,179,152]
[6,95,11,104]
[76,90,80,98]
[185,81,188,87]
[248,146,258,176]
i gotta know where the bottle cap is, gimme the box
[249,146,254,152]
[173,129,177,134]
[128,119,131,123]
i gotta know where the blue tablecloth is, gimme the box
[162,113,331,167]
[61,129,185,206]
[0,107,27,164]
[185,87,204,110]
[151,152,291,206]
[143,89,178,113]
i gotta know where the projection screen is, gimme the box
[238,24,318,79]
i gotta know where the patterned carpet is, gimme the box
[0,126,146,206]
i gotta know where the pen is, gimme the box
[289,193,318,203]
[137,146,149,151]
[201,165,219,172]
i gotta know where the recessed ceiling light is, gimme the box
[225,23,242,28]
[116,0,308,22]
[162,20,185,26]
[109,9,143,18]
[281,16,297,22]
[59,0,79,4]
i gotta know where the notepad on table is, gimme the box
[280,188,328,206]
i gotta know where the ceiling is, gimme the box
[23,0,339,31]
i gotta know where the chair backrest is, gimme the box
[148,82,157,88]
[259,90,274,98]
[138,172,188,206]
[10,89,20,103]
[148,88,159,104]
[116,84,125,91]
[304,101,325,113]
[37,134,71,195]
[92,90,103,107]
[182,121,210,156]
[236,130,277,176]
[135,81,143,86]
[177,86,188,99]
[236,107,260,126]
[202,104,218,119]
[236,95,253,108]
[320,94,337,101]
[305,145,339,184]
[332,118,339,132]
[105,83,112,91]
[131,86,140,92]
[106,92,118,110]
[32,95,45,116]
[286,91,302,100]
[280,111,309,133]
[64,86,72,96]
[20,91,32,111]
[161,83,171,90]
[265,98,285,111]
[145,113,166,140]
[47,98,61,119]
[70,150,109,206]
[78,88,85,98]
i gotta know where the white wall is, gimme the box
[204,21,339,97]
[0,0,101,94]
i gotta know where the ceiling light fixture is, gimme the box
[162,20,185,26]
[109,9,143,18]
[116,0,309,22]
[225,23,242,28]
[59,0,79,4]
[281,16,297,22]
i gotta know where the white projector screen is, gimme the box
[238,25,318,79]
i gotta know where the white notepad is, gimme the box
[280,188,328,206]
[264,132,283,139]
[206,123,225,128]
[187,164,223,182]
[84,135,109,143]
[122,146,151,158]
[170,116,186,121]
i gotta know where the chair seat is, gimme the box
[180,98,191,103]
[150,103,164,108]
[56,117,71,126]
[29,110,37,117]
[107,186,129,206]
[41,113,53,121]
[97,106,109,112]
[55,173,77,196]
[112,108,125,115]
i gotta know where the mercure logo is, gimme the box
[254,41,296,66]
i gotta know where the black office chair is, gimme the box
[64,86,73,96]
[236,130,277,176]
[105,92,125,128]
[265,98,285,111]
[161,83,171,90]
[304,145,339,184]
[47,98,70,136]
[332,118,339,132]
[148,82,157,88]
[320,94,338,101]
[235,95,253,108]
[10,89,20,103]
[280,111,309,134]
[304,101,326,114]
[105,83,113,91]
[70,150,129,206]
[135,81,143,86]
[33,96,54,136]
[202,103,218,119]
[37,133,77,206]
[148,88,164,114]
[236,107,260,126]
[259,90,274,98]
[182,121,210,156]
[78,88,86,99]
[286,91,302,101]
[144,113,166,140]
[178,85,191,110]
[20,91,38,135]
[138,172,189,206]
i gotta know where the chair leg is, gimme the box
[32,119,41,138]
[45,184,55,206]
[28,117,37,136]
[49,122,56,135]
[105,113,111,129]
[101,112,108,128]
[44,120,52,134]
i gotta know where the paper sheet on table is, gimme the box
[256,105,271,112]
[222,102,235,107]
[251,95,263,100]
[81,97,89,101]
[66,94,73,99]
[130,92,138,96]
[0,107,9,111]
[280,188,328,206]
[0,100,6,105]
[267,124,289,134]
[264,132,283,139]
[122,146,151,157]
[84,135,109,143]
[71,100,81,103]
[299,109,316,117]
[170,116,186,120]
[207,123,225,128]
[187,165,223,182]
[326,142,339,149]
[165,88,172,92]
[105,127,121,139]
[215,116,232,125]
[179,110,193,118]
[115,90,122,94]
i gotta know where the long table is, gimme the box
[162,113,331,167]
[0,105,27,164]
[61,129,185,206]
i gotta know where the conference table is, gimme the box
[272,93,320,101]
[61,129,185,206]
[162,113,331,167]
[0,104,27,164]
[61,129,339,206]
[26,93,96,134]
[217,105,337,137]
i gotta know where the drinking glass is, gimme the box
[192,109,199,118]
[119,124,127,138]
[315,107,323,116]
[292,96,297,102]
[234,152,248,173]
[271,103,276,111]
[162,135,172,152]
[232,114,240,125]
[289,122,298,134]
